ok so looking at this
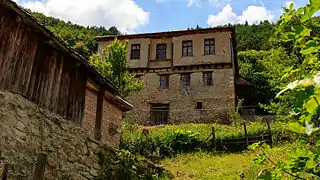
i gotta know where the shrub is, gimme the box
[96,147,171,180]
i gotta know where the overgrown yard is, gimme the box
[119,121,308,179]
[161,143,294,180]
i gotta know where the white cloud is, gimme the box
[207,4,274,27]
[19,0,149,33]
[187,0,201,8]
[285,1,294,8]
[208,0,231,8]
[185,0,230,8]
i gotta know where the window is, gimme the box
[203,72,213,86]
[130,44,140,59]
[160,75,169,89]
[181,73,191,89]
[156,43,167,60]
[204,38,215,55]
[182,40,193,57]
[151,104,169,125]
[196,102,203,109]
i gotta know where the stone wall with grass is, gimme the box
[0,91,101,180]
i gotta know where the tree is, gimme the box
[250,1,320,179]
[89,39,143,97]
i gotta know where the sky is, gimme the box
[13,0,310,34]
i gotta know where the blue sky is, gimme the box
[15,0,310,33]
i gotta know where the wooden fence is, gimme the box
[202,121,272,151]
[0,153,47,180]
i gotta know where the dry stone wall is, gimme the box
[0,91,101,180]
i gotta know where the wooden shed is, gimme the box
[0,0,132,147]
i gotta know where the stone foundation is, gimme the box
[0,91,101,179]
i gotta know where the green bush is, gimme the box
[96,147,171,180]
[120,122,286,157]
[121,124,201,157]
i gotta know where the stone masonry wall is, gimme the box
[0,91,101,180]
[125,68,235,125]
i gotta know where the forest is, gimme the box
[29,11,120,58]
[29,10,274,57]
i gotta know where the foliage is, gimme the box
[28,10,120,58]
[161,143,297,180]
[89,39,143,96]
[120,121,290,158]
[235,20,275,52]
[250,1,320,179]
[96,147,171,180]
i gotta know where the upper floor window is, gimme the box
[203,72,213,86]
[181,73,191,89]
[130,44,140,59]
[182,40,193,57]
[156,43,167,60]
[204,38,215,55]
[160,75,169,89]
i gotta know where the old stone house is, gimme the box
[0,0,132,178]
[95,28,241,125]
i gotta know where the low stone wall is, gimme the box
[0,91,101,179]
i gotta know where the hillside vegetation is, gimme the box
[28,11,120,58]
[28,10,277,58]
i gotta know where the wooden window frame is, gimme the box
[160,75,169,89]
[156,43,167,60]
[182,40,193,57]
[203,72,213,86]
[204,38,215,55]
[130,44,141,59]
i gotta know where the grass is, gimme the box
[123,121,283,142]
[160,143,294,180]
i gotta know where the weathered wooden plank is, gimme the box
[0,11,20,90]
[57,59,71,118]
[33,153,47,180]
[17,28,38,96]
[94,88,105,140]
[43,50,57,108]
[27,40,44,102]
[49,55,63,113]
[0,4,95,123]
[78,71,87,124]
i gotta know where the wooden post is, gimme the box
[1,164,9,180]
[243,122,249,146]
[94,88,105,140]
[212,127,216,149]
[267,120,273,147]
[33,153,47,180]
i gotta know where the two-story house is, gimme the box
[95,27,239,125]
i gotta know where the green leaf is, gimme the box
[283,32,296,41]
[299,28,312,38]
[296,7,304,14]
[301,46,320,55]
[287,122,306,134]
[304,96,319,114]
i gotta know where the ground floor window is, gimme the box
[150,104,169,125]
